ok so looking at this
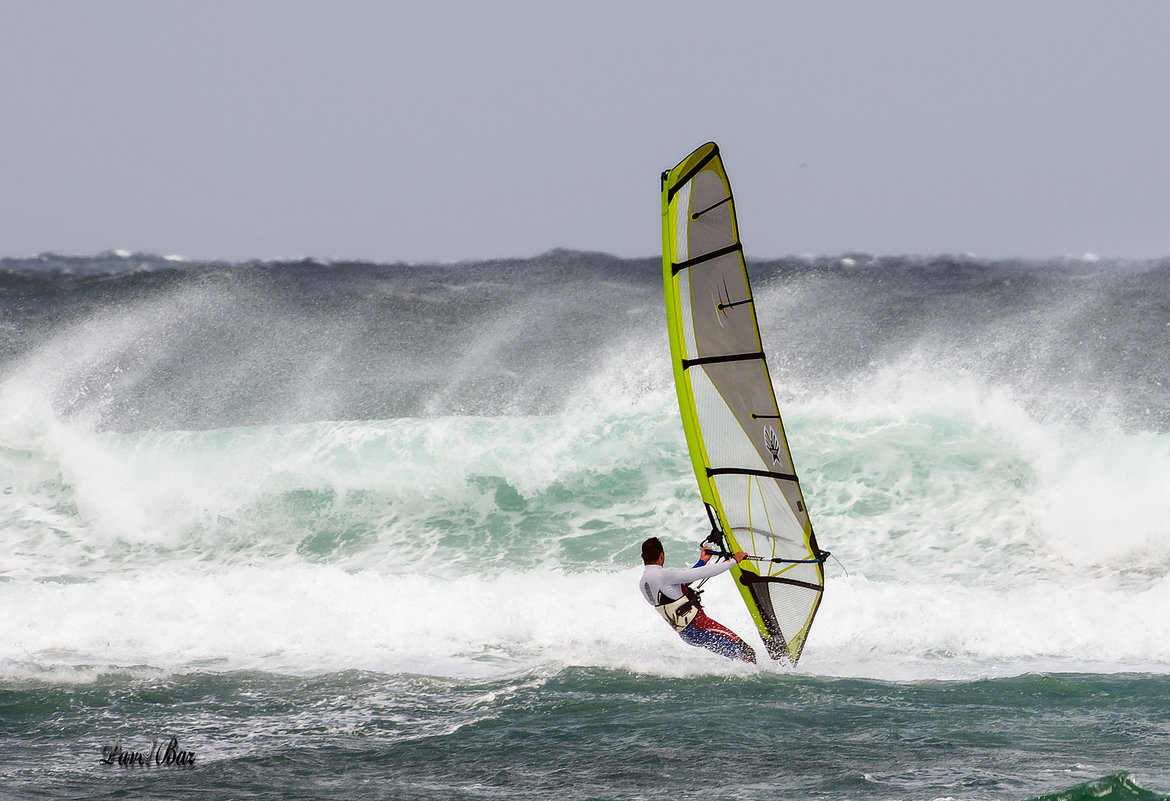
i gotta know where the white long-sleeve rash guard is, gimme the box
[639,559,735,606]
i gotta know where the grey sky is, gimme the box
[4,1,1169,263]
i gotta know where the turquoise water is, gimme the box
[2,252,1169,799]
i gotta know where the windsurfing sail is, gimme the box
[660,142,826,664]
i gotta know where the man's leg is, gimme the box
[679,610,757,663]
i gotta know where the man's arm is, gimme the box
[660,551,747,585]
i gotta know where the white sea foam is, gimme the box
[3,323,1168,682]
[3,560,1168,683]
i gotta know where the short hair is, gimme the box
[641,536,664,564]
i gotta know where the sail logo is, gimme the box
[763,426,782,464]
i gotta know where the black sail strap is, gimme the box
[681,351,765,371]
[671,243,743,276]
[708,466,798,483]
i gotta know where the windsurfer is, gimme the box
[638,537,757,664]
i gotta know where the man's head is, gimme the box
[641,536,664,565]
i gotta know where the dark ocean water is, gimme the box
[2,250,1168,800]
[3,670,1169,801]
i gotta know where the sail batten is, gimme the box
[671,243,745,274]
[661,142,826,665]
